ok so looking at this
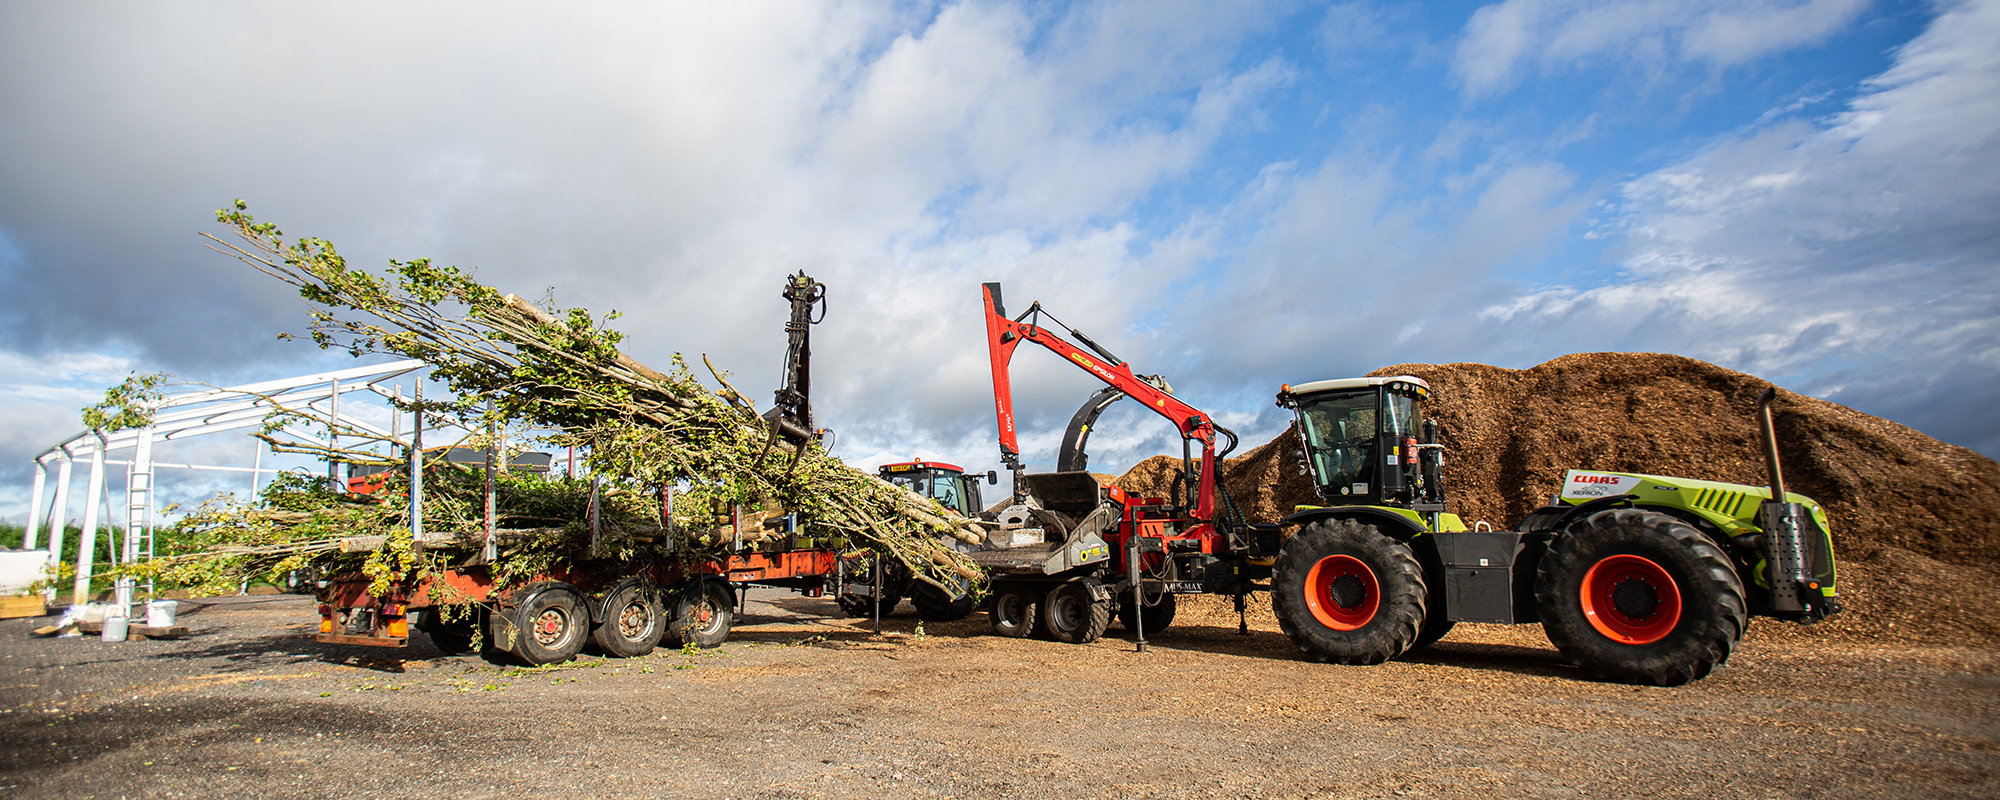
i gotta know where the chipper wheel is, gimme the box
[1042,578,1111,644]
[988,583,1040,638]
[1273,518,1426,665]
[1535,509,1747,686]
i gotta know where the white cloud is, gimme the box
[1454,0,1872,97]
[1474,0,2000,448]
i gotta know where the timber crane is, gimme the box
[763,271,827,450]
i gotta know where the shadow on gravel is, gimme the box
[1089,623,1582,681]
[1396,640,1575,679]
[0,696,414,780]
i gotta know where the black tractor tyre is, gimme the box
[1410,561,1456,651]
[512,588,590,666]
[592,581,665,658]
[837,557,905,617]
[667,580,735,649]
[1042,579,1111,644]
[988,584,1039,638]
[911,578,977,622]
[1115,591,1177,634]
[836,592,895,618]
[1536,509,1747,686]
[1271,518,1427,665]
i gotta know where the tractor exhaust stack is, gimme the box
[1754,387,1812,615]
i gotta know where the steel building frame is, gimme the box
[22,359,430,609]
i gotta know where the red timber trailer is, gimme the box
[314,273,859,665]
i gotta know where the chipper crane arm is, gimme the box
[981,282,1220,523]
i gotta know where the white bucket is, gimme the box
[100,612,128,643]
[146,600,178,627]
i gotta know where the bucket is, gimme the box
[100,611,128,643]
[146,600,178,627]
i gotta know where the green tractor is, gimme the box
[1271,377,1840,685]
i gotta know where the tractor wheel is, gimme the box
[592,581,665,658]
[667,580,735,649]
[1410,561,1456,651]
[837,558,903,617]
[1272,518,1426,665]
[1410,608,1456,651]
[836,593,885,618]
[988,584,1039,638]
[911,578,977,622]
[513,588,589,666]
[1536,509,1746,686]
[1042,579,1111,644]
[1115,591,1177,634]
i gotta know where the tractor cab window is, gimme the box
[1382,391,1418,438]
[1295,390,1378,497]
[888,470,966,515]
[930,477,961,514]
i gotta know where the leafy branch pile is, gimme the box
[185,201,983,596]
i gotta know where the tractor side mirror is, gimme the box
[986,470,999,485]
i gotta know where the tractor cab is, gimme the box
[1276,376,1444,512]
[878,460,1000,518]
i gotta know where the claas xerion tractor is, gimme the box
[1272,377,1840,685]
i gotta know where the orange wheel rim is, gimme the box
[1304,554,1378,631]
[1580,554,1681,645]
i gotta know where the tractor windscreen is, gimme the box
[886,470,966,515]
[1295,390,1378,496]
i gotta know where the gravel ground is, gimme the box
[0,593,1994,799]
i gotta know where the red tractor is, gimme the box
[833,459,997,621]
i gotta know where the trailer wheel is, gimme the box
[1042,579,1110,644]
[1115,591,1176,634]
[988,584,1039,638]
[1272,519,1425,665]
[514,589,589,666]
[421,608,480,656]
[593,582,665,658]
[911,578,977,622]
[1536,509,1746,686]
[668,580,734,649]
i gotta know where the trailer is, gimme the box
[313,272,867,665]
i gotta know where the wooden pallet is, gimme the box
[0,596,47,619]
[73,620,191,640]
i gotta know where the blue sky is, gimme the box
[1,0,1994,523]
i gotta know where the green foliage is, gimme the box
[259,471,343,511]
[201,200,985,598]
[82,372,170,432]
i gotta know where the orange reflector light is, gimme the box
[319,620,333,634]
[387,619,409,638]
[1808,582,1820,590]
